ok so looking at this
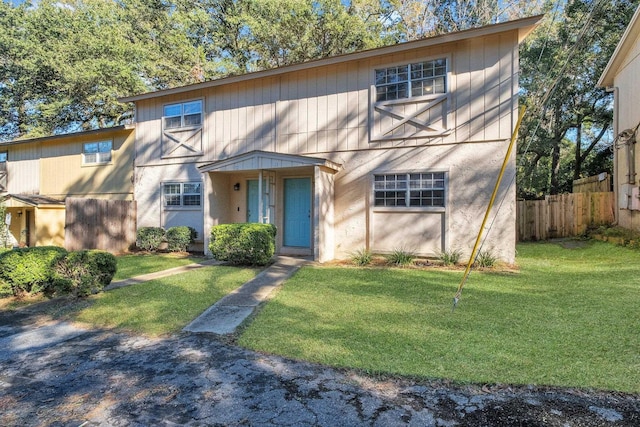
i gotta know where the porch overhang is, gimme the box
[2,194,65,208]
[198,150,341,174]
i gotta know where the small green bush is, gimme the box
[136,227,166,252]
[385,248,415,267]
[474,249,498,268]
[52,250,117,297]
[210,223,276,266]
[166,226,197,252]
[437,248,463,266]
[0,246,68,296]
[350,248,373,266]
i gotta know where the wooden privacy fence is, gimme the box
[573,173,611,193]
[517,192,615,241]
[65,198,137,252]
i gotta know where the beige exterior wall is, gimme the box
[40,129,135,200]
[603,13,640,231]
[33,207,65,246]
[5,144,40,195]
[133,27,523,262]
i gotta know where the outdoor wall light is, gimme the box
[17,210,22,217]
[233,183,240,191]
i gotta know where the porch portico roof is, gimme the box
[198,150,342,173]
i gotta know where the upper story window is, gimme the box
[163,182,202,207]
[0,151,6,172]
[375,59,447,102]
[374,172,445,207]
[163,100,203,130]
[83,140,112,165]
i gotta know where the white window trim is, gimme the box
[373,56,450,103]
[162,181,203,210]
[82,140,113,166]
[372,171,448,212]
[162,99,204,131]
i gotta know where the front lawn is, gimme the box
[62,266,259,336]
[238,241,640,393]
[113,252,205,281]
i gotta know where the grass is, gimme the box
[59,266,259,336]
[238,240,640,393]
[112,252,204,281]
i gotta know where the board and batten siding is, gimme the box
[6,143,40,195]
[39,130,135,200]
[134,32,518,164]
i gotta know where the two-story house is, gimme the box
[598,4,640,231]
[0,126,134,248]
[121,16,541,263]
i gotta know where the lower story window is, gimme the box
[163,182,201,207]
[374,172,445,207]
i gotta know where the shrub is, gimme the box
[136,227,166,252]
[51,250,117,297]
[166,226,197,252]
[474,249,498,268]
[350,248,373,266]
[385,248,415,267]
[437,248,463,266]
[210,223,276,266]
[0,246,68,296]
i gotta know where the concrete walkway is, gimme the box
[184,256,309,334]
[105,256,309,335]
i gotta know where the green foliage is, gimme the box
[0,201,7,248]
[51,250,117,298]
[517,0,637,197]
[165,226,197,252]
[350,248,373,266]
[474,249,498,268]
[210,223,276,266]
[437,247,462,266]
[136,227,166,252]
[0,246,68,296]
[384,248,415,267]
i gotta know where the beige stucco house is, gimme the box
[598,5,640,231]
[0,126,135,247]
[122,16,541,263]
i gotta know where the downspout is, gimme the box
[607,86,619,224]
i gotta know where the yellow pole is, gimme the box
[453,106,527,310]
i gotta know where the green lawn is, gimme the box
[65,266,259,336]
[238,241,640,393]
[113,253,205,280]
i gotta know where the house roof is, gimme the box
[598,5,640,87]
[2,194,65,207]
[198,150,342,173]
[0,125,134,148]
[120,15,543,103]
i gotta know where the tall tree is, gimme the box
[518,0,638,197]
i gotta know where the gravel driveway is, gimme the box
[1,305,639,426]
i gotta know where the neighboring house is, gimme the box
[0,126,135,247]
[121,16,541,262]
[598,5,640,231]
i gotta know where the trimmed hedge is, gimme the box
[52,250,117,297]
[0,246,68,295]
[136,227,165,252]
[166,226,197,252]
[0,247,117,298]
[210,223,276,266]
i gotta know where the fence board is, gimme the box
[65,198,137,252]
[517,192,614,241]
[573,173,611,193]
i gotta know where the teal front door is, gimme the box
[247,180,259,222]
[283,177,311,247]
